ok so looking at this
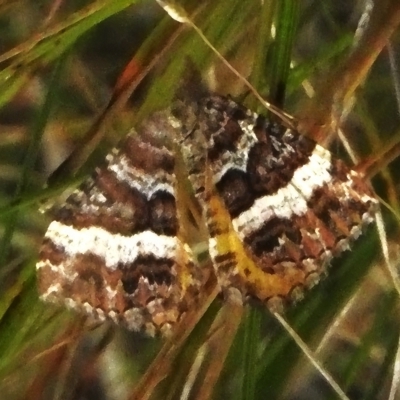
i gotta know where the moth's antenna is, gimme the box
[156,0,297,131]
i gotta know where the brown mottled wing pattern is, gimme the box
[37,86,378,334]
[37,130,205,336]
[173,94,378,310]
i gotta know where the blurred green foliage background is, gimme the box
[0,1,399,399]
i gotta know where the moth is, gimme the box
[36,80,378,336]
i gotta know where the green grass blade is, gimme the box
[268,0,300,108]
[0,51,67,266]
